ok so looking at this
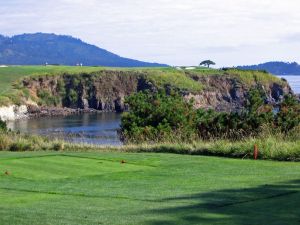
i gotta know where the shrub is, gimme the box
[276,94,300,133]
[195,88,275,140]
[121,88,300,143]
[121,90,197,143]
[196,110,248,140]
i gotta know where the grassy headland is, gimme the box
[0,65,285,106]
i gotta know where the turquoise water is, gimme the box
[7,113,122,146]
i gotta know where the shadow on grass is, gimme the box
[146,179,300,225]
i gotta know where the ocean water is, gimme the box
[7,112,122,146]
[278,75,300,94]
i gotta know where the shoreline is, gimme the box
[27,106,103,119]
[0,104,122,122]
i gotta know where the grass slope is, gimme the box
[0,151,299,225]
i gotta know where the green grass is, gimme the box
[0,65,103,94]
[139,67,203,92]
[0,151,299,225]
[187,68,283,86]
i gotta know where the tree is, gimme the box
[199,60,216,68]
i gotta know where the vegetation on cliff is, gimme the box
[0,66,288,111]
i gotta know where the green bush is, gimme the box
[276,95,300,133]
[121,90,197,143]
[196,109,248,139]
[121,89,300,143]
[196,88,275,139]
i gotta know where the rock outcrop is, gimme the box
[22,71,151,113]
[0,105,28,121]
[20,70,293,116]
[185,74,292,111]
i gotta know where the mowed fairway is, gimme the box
[0,152,300,225]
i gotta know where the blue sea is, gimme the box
[278,75,300,94]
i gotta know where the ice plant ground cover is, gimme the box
[0,151,299,225]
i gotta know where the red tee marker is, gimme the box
[254,144,258,160]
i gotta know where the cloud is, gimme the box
[281,33,300,43]
[1,0,300,66]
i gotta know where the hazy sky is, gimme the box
[1,0,300,66]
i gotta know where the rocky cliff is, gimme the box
[185,72,292,111]
[22,71,152,113]
[19,69,292,115]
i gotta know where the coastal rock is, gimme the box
[0,105,28,121]
[20,71,292,116]
[184,74,292,111]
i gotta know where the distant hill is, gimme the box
[237,62,300,75]
[0,33,168,67]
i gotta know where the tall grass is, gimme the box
[122,136,300,161]
[0,131,100,152]
[0,130,299,161]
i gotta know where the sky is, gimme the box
[1,0,300,67]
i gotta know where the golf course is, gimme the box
[0,151,299,225]
[1,1,300,223]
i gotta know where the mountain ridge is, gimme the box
[0,33,168,67]
[237,61,300,75]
